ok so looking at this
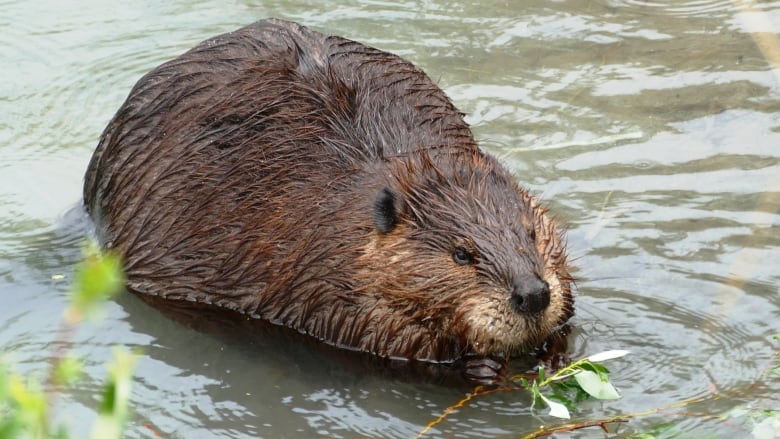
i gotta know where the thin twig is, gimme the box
[520,417,629,439]
[414,385,524,439]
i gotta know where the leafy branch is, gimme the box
[518,350,628,420]
[415,350,628,438]
[0,243,136,439]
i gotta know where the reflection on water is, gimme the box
[1,0,778,437]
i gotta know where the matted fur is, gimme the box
[84,19,574,382]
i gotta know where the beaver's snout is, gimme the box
[510,276,551,315]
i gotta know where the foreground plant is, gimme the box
[0,243,135,439]
[518,350,629,419]
[415,350,628,438]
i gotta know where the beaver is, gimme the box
[83,18,574,385]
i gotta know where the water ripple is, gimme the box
[605,0,762,17]
[574,291,773,408]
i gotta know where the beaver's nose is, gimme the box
[509,276,550,315]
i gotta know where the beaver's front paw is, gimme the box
[463,355,508,387]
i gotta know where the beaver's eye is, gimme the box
[452,247,474,265]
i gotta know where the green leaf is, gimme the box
[539,393,570,419]
[8,374,49,437]
[546,393,575,412]
[0,422,22,439]
[574,370,621,400]
[69,244,124,321]
[91,348,139,439]
[99,381,117,414]
[528,381,542,411]
[54,355,84,386]
[586,350,630,362]
[579,361,610,376]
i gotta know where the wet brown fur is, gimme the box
[84,19,574,382]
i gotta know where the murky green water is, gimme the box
[1,0,778,437]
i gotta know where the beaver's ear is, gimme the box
[374,187,404,233]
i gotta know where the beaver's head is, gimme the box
[355,151,573,363]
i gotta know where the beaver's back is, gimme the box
[85,19,476,210]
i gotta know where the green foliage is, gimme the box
[0,243,136,439]
[53,355,84,387]
[516,350,629,419]
[90,349,138,439]
[66,243,124,323]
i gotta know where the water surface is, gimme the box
[1,0,779,437]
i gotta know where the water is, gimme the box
[1,0,778,437]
